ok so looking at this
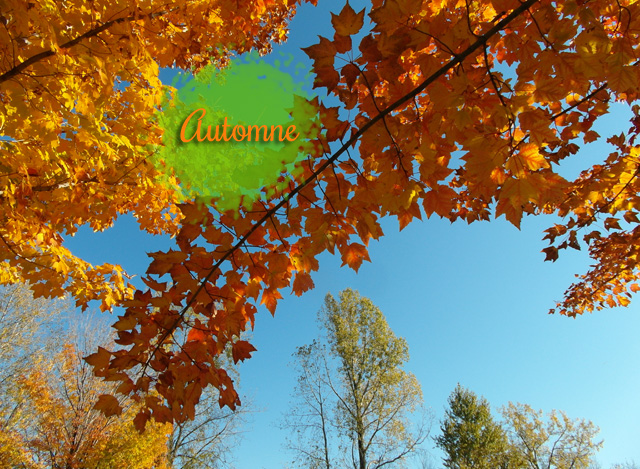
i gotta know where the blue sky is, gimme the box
[66,0,640,467]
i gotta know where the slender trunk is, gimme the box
[319,398,331,469]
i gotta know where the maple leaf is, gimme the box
[424,186,457,218]
[231,340,257,364]
[133,411,150,433]
[147,250,188,276]
[187,327,207,342]
[302,36,340,91]
[94,394,122,417]
[542,246,559,262]
[331,2,366,37]
[334,33,353,54]
[341,243,371,272]
[518,143,550,172]
[84,346,112,371]
[341,63,361,89]
[292,271,315,296]
[261,288,283,314]
[302,36,338,68]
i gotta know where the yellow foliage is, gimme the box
[0,0,306,311]
[1,341,172,468]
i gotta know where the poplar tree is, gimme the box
[285,289,429,469]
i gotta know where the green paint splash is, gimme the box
[153,52,319,213]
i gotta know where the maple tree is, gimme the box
[0,0,309,311]
[0,315,171,468]
[2,0,640,430]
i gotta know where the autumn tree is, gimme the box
[0,0,313,311]
[501,402,603,469]
[0,312,171,468]
[0,283,68,467]
[15,344,171,469]
[0,287,248,468]
[284,289,430,468]
[4,0,640,428]
[435,384,523,469]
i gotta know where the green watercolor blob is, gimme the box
[153,52,320,214]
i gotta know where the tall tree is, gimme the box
[435,385,522,469]
[501,402,603,469]
[285,289,430,469]
[3,0,640,427]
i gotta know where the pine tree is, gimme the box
[436,385,522,469]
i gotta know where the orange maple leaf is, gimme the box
[331,2,366,37]
[232,340,257,364]
[341,242,371,272]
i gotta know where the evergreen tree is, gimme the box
[435,385,521,469]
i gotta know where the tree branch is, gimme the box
[157,0,541,350]
[0,8,171,85]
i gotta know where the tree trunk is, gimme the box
[319,398,331,469]
[357,427,366,469]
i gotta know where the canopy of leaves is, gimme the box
[0,0,310,311]
[2,0,640,428]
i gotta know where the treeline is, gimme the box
[435,385,601,469]
[0,285,636,468]
[280,290,630,469]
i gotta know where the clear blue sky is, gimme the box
[66,1,640,467]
